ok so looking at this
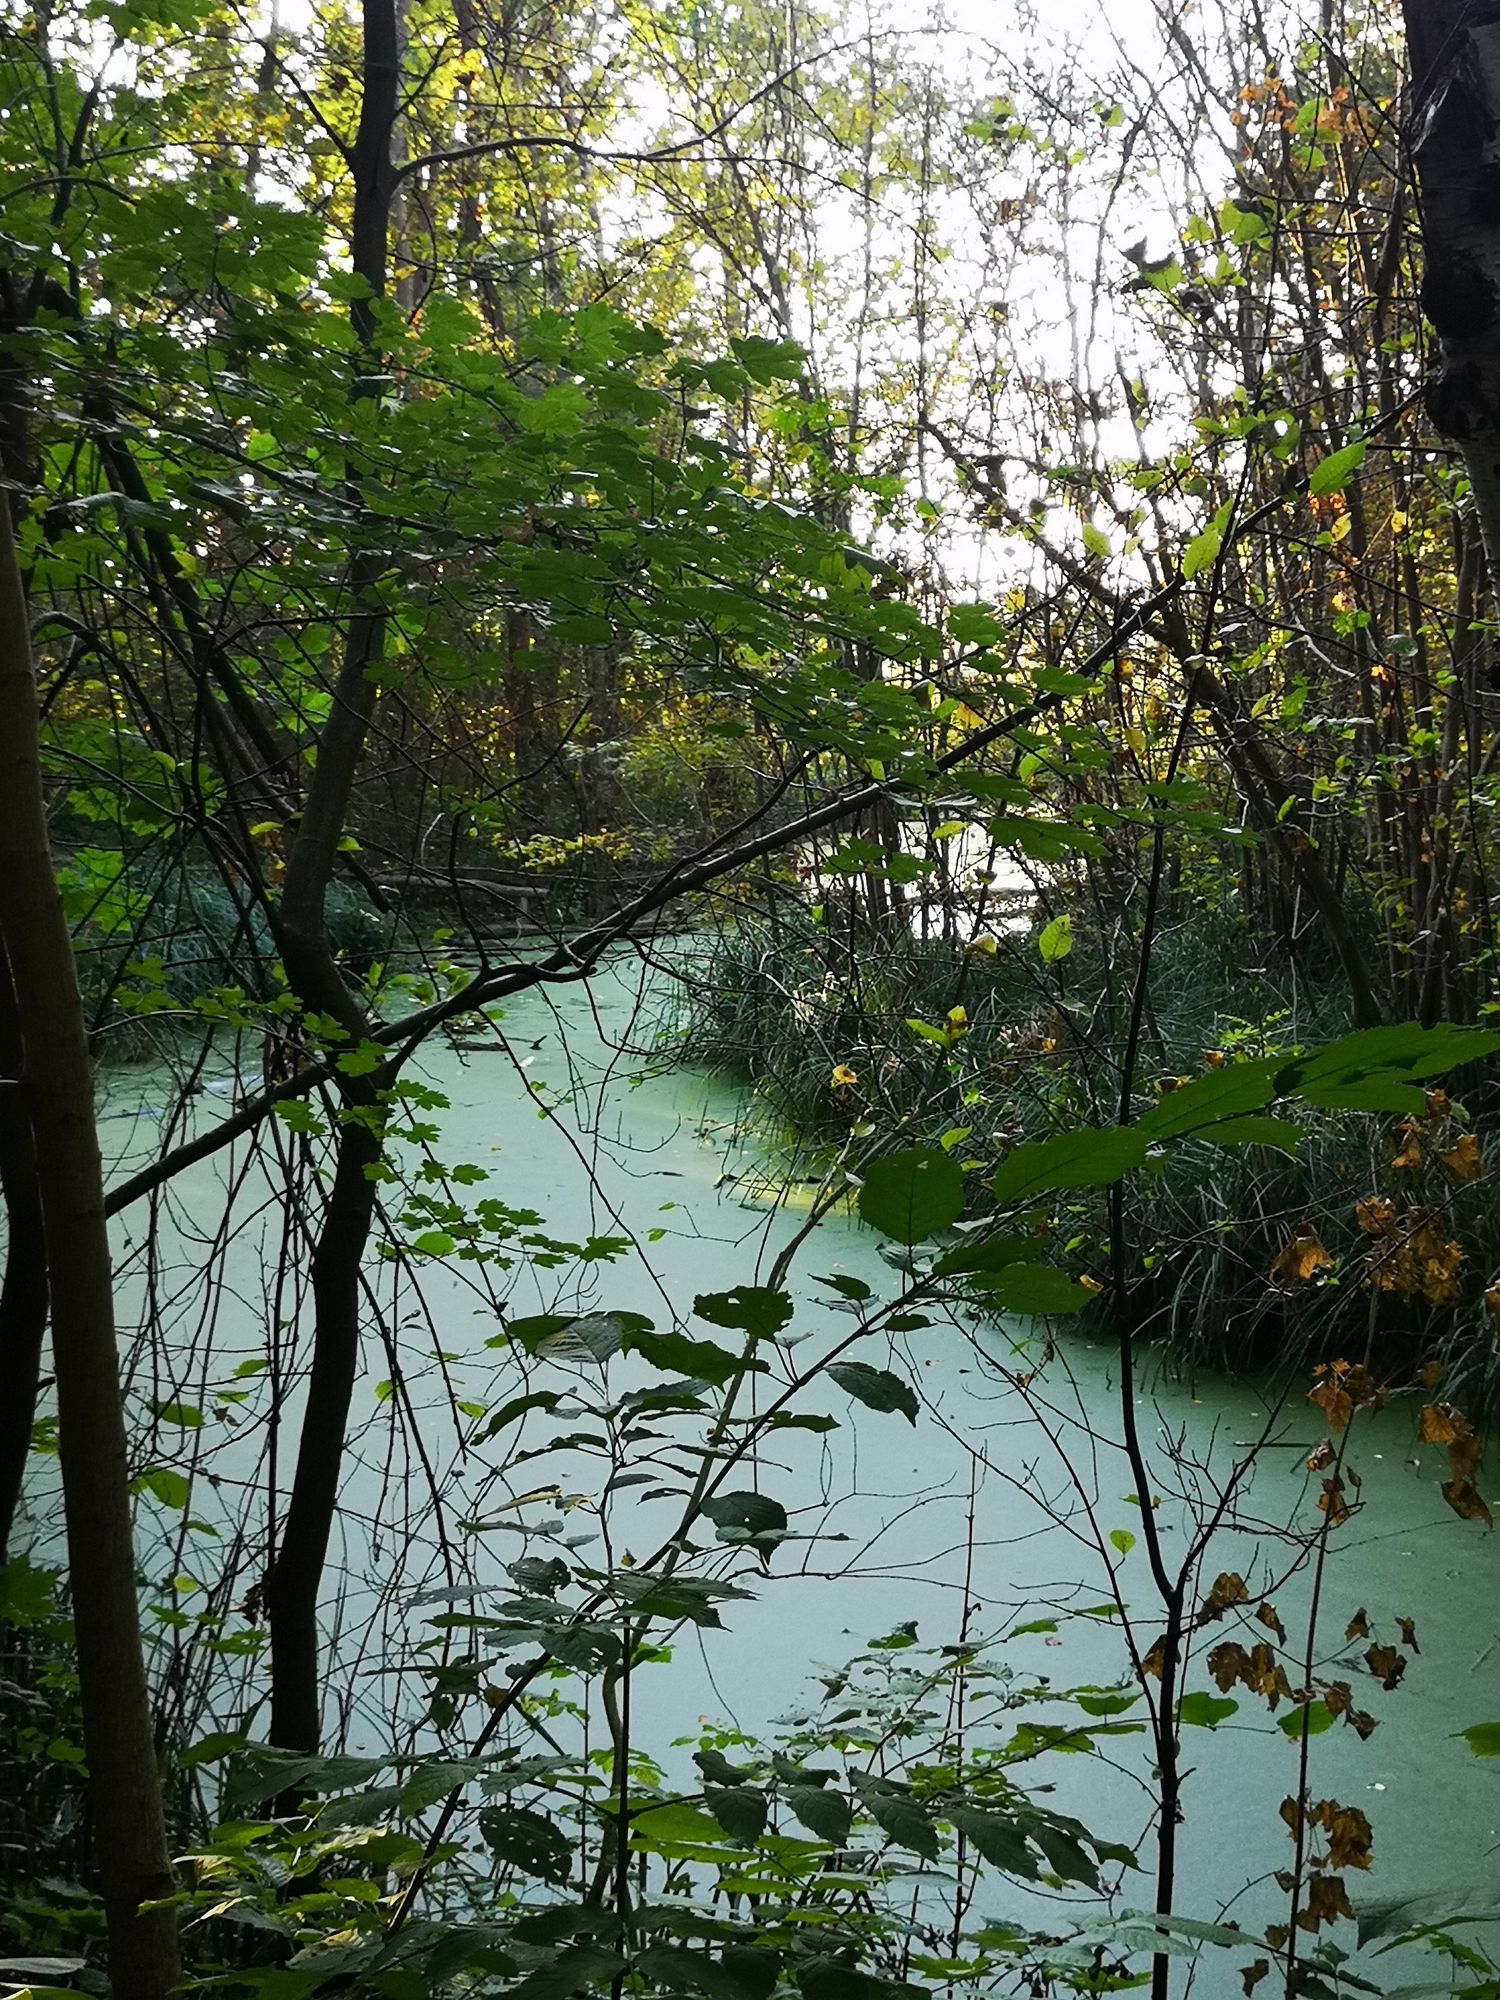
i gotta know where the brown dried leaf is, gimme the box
[1195,1571,1250,1626]
[1418,1403,1463,1446]
[1264,1925,1289,1953]
[1342,1364,1383,1410]
[1245,1641,1293,1709]
[1419,1236,1465,1305]
[1257,1600,1287,1644]
[1354,1193,1397,1235]
[1310,1798,1373,1871]
[1241,1961,1269,1997]
[1417,1359,1444,1389]
[1425,1089,1451,1122]
[1442,1477,1494,1526]
[1306,1439,1336,1472]
[1320,1475,1351,1527]
[1270,1223,1335,1288]
[1299,1874,1355,1932]
[1207,1641,1249,1694]
[1397,1616,1419,1654]
[1141,1634,1167,1679]
[1345,1607,1370,1641]
[1438,1132,1483,1181]
[1391,1123,1424,1170]
[1364,1644,1407,1691]
[1309,1377,1353,1432]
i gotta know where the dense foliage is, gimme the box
[4,1,1500,1998]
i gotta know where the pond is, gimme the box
[63,955,1500,1990]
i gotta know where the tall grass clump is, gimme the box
[682,909,1500,1404]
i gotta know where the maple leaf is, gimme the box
[1308,1378,1352,1431]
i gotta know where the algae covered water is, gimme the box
[73,956,1500,1990]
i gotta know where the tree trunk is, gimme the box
[263,0,399,1757]
[1402,1,1500,597]
[0,944,49,1557]
[0,499,179,1999]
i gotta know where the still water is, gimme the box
[80,956,1500,1993]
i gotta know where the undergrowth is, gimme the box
[680,910,1500,1407]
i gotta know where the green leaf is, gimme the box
[632,1801,734,1849]
[705,1785,767,1845]
[948,604,1005,646]
[135,1467,190,1509]
[988,1127,1146,1206]
[1309,440,1367,495]
[1199,1116,1302,1149]
[475,1391,560,1443]
[1136,1059,1283,1142]
[814,1272,872,1301]
[1081,522,1110,561]
[631,1329,759,1386]
[1030,1820,1098,1887]
[477,1805,573,1882]
[1460,1722,1500,1757]
[718,1949,780,2000]
[635,1945,756,2000]
[1278,1700,1336,1741]
[700,1491,788,1547]
[984,1263,1093,1316]
[950,1808,1038,1878]
[796,1957,912,2000]
[1038,913,1073,962]
[861,1787,940,1860]
[693,1286,794,1338]
[786,1785,852,1844]
[1109,1529,1135,1556]
[857,1146,965,1243]
[1179,498,1233,582]
[506,1944,627,2000]
[150,1401,203,1429]
[827,1362,918,1424]
[1178,1691,1238,1728]
[932,1232,1036,1278]
[1282,1022,1500,1097]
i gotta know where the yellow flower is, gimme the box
[830,1064,858,1090]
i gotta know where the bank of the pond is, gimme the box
[55,957,1500,1990]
